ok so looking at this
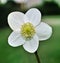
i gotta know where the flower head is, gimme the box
[8,8,52,53]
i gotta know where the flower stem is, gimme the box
[34,51,41,63]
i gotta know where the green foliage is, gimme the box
[36,1,60,15]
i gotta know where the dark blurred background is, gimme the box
[0,0,60,28]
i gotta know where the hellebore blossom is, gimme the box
[8,8,52,53]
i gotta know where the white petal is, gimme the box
[8,11,25,31]
[36,22,52,41]
[8,32,25,47]
[23,35,39,53]
[25,8,41,26]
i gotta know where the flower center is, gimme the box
[21,22,35,40]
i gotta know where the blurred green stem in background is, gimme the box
[35,51,41,63]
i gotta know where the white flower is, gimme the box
[26,0,43,8]
[14,0,27,3]
[8,8,52,53]
[14,0,43,8]
[0,0,7,4]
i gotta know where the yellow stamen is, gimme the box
[21,22,35,40]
